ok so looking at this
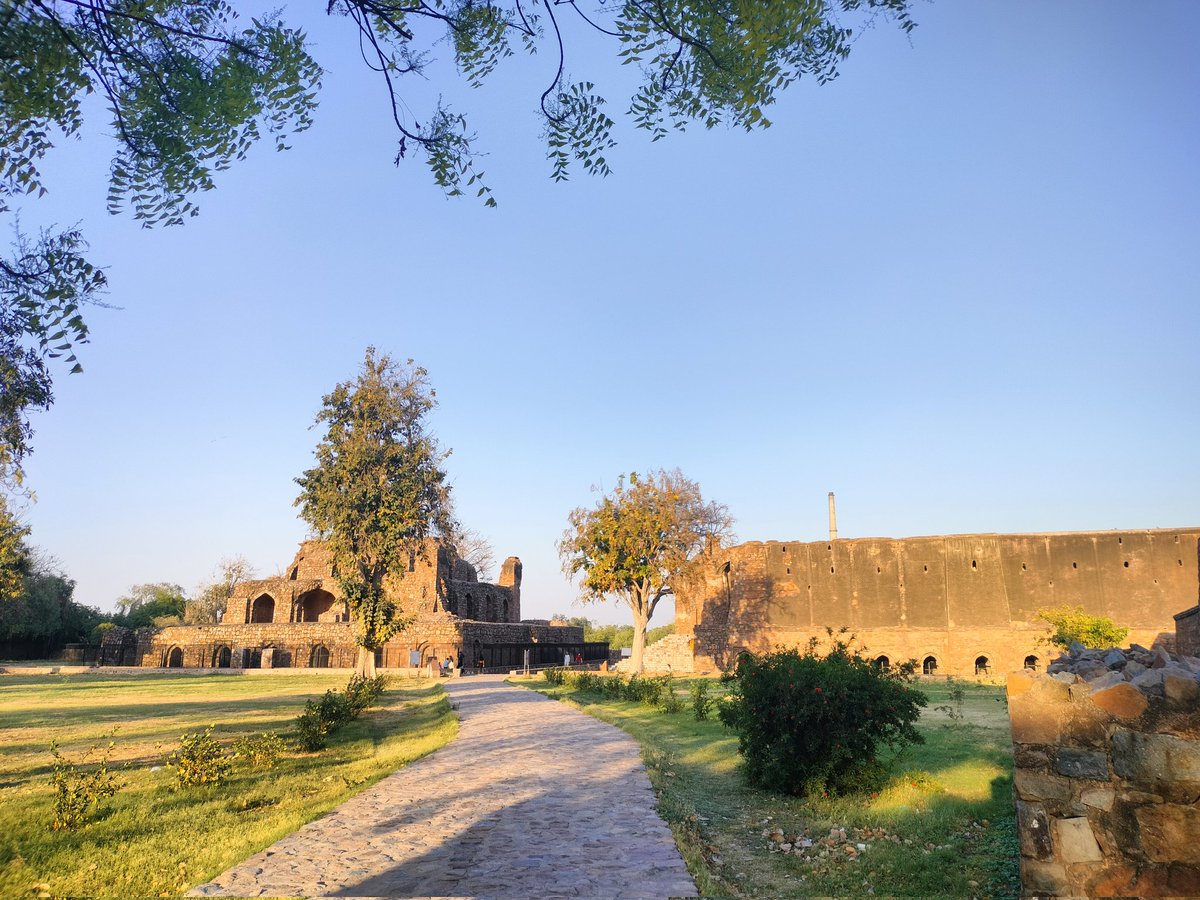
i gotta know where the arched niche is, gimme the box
[297,589,336,622]
[250,593,275,623]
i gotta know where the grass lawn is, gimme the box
[516,675,1018,899]
[0,672,456,898]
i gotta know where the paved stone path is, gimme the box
[190,676,696,899]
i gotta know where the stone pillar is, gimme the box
[499,557,522,622]
[828,492,838,541]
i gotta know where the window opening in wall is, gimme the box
[972,560,977,569]
[213,646,231,668]
[1180,559,1184,566]
[250,593,275,624]
[827,544,831,551]
[877,567,881,574]
[167,646,184,668]
[873,655,890,672]
[922,656,938,675]
[830,566,835,574]
[1119,537,1123,544]
[1124,561,1129,568]
[1072,562,1077,569]
[974,656,990,676]
[923,565,928,572]
[309,645,331,668]
[1024,655,1039,671]
[786,567,791,574]
[1021,563,1027,571]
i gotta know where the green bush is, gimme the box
[345,674,389,713]
[296,675,389,752]
[718,637,927,796]
[232,731,284,769]
[542,666,565,686]
[690,680,713,720]
[167,725,233,787]
[49,735,123,830]
[295,701,333,752]
[1037,605,1129,650]
[658,677,683,714]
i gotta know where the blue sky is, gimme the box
[17,1,1200,624]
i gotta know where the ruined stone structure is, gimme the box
[672,528,1200,677]
[1007,634,1200,897]
[101,540,599,671]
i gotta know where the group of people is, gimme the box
[440,652,488,675]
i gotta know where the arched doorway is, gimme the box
[975,655,991,676]
[250,593,275,623]
[166,646,183,668]
[212,645,232,668]
[309,645,331,668]
[873,655,891,672]
[922,656,938,675]
[1024,655,1039,671]
[297,589,336,622]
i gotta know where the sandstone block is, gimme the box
[1112,731,1200,783]
[1021,860,1068,894]
[1085,863,1138,898]
[1014,746,1051,769]
[1054,816,1103,863]
[1009,676,1071,744]
[1017,800,1054,861]
[1163,671,1200,704]
[1015,770,1071,802]
[1136,805,1200,864]
[1086,670,1125,693]
[1054,748,1109,780]
[1080,787,1116,811]
[1090,682,1149,720]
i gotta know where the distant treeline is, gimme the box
[552,615,674,651]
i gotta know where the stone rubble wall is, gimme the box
[630,633,695,674]
[1176,604,1200,657]
[1007,642,1200,897]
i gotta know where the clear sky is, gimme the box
[16,1,1200,625]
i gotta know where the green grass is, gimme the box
[0,672,457,898]
[516,675,1018,899]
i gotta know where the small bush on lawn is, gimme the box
[542,666,565,686]
[718,635,927,796]
[659,677,684,714]
[297,674,390,751]
[232,731,285,769]
[690,680,712,720]
[49,734,123,830]
[167,725,233,787]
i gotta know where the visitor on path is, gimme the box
[477,654,486,672]
[457,651,464,672]
[564,651,572,666]
[442,656,452,675]
[575,652,583,665]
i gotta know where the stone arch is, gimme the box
[873,655,890,672]
[166,646,184,668]
[297,588,336,622]
[501,596,509,622]
[212,645,232,668]
[309,644,331,668]
[463,593,474,620]
[1024,654,1039,671]
[922,655,938,675]
[250,593,275,623]
[974,655,991,676]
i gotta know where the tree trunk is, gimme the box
[356,645,377,678]
[630,609,650,674]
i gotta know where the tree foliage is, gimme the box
[1037,605,1129,651]
[559,468,731,672]
[294,348,452,676]
[113,582,187,627]
[186,555,254,624]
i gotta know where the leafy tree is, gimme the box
[186,556,255,624]
[559,469,731,673]
[0,551,103,657]
[0,494,29,603]
[1037,605,1129,651]
[114,582,186,628]
[2,0,916,483]
[295,348,453,677]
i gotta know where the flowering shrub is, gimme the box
[718,636,926,796]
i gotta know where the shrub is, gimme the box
[1037,605,1129,650]
[690,680,713,720]
[658,677,683,714]
[718,636,927,797]
[296,700,333,752]
[167,725,233,787]
[601,673,627,699]
[345,674,389,713]
[49,735,123,830]
[296,675,388,752]
[232,731,284,769]
[542,666,565,686]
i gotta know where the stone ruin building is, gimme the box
[101,539,603,671]
[648,519,1200,678]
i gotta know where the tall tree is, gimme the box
[559,469,732,673]
[295,348,452,677]
[114,582,187,627]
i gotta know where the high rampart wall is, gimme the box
[675,529,1200,676]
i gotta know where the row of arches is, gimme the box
[248,589,340,624]
[163,643,336,668]
[868,653,1040,676]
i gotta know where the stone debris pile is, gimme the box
[1045,641,1200,709]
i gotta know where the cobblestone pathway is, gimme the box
[190,676,696,899]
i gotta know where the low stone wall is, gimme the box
[1176,605,1200,657]
[1007,643,1200,897]
[632,633,695,673]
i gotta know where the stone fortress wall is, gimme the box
[669,528,1200,677]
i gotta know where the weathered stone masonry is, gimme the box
[673,528,1200,677]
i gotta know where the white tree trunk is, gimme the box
[630,609,650,674]
[356,646,377,678]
